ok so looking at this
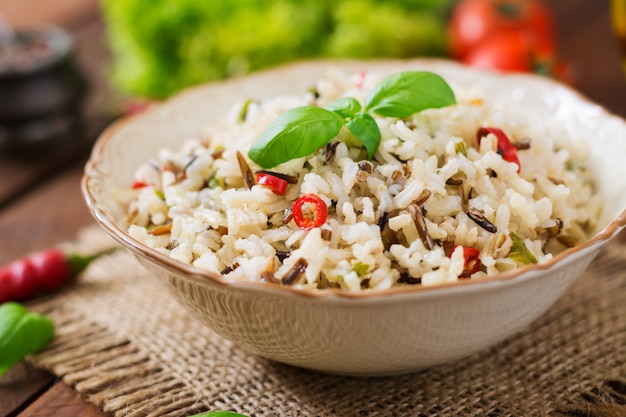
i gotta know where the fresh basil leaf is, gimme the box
[326,97,362,119]
[187,412,249,417]
[345,113,381,160]
[248,71,456,167]
[0,302,55,376]
[248,106,344,169]
[364,71,456,118]
[508,232,538,264]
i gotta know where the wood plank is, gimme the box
[0,131,97,211]
[0,364,55,417]
[17,382,105,417]
[0,159,95,264]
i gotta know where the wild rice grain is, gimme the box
[281,258,308,285]
[467,207,498,233]
[236,151,255,189]
[409,204,435,250]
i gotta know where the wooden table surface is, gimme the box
[1,1,625,416]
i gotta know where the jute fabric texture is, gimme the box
[27,226,626,417]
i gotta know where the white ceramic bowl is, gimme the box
[82,59,626,376]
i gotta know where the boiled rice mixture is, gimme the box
[124,69,601,291]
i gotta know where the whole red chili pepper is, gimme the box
[0,248,113,304]
[451,245,481,278]
[477,127,521,173]
[291,194,328,231]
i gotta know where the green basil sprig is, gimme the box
[0,302,55,376]
[247,106,344,168]
[248,71,456,169]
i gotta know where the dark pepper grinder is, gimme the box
[0,25,86,155]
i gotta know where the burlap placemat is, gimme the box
[26,226,626,417]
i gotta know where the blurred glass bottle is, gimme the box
[612,0,626,75]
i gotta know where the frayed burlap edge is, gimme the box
[28,300,209,417]
[555,377,626,417]
[26,227,210,417]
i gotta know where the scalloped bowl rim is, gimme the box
[82,58,626,302]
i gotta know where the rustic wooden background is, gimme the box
[0,0,625,416]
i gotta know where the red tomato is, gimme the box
[448,0,556,59]
[462,31,553,73]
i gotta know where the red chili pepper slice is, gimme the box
[291,194,328,230]
[477,127,521,173]
[451,245,481,278]
[256,172,288,195]
[132,180,148,189]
